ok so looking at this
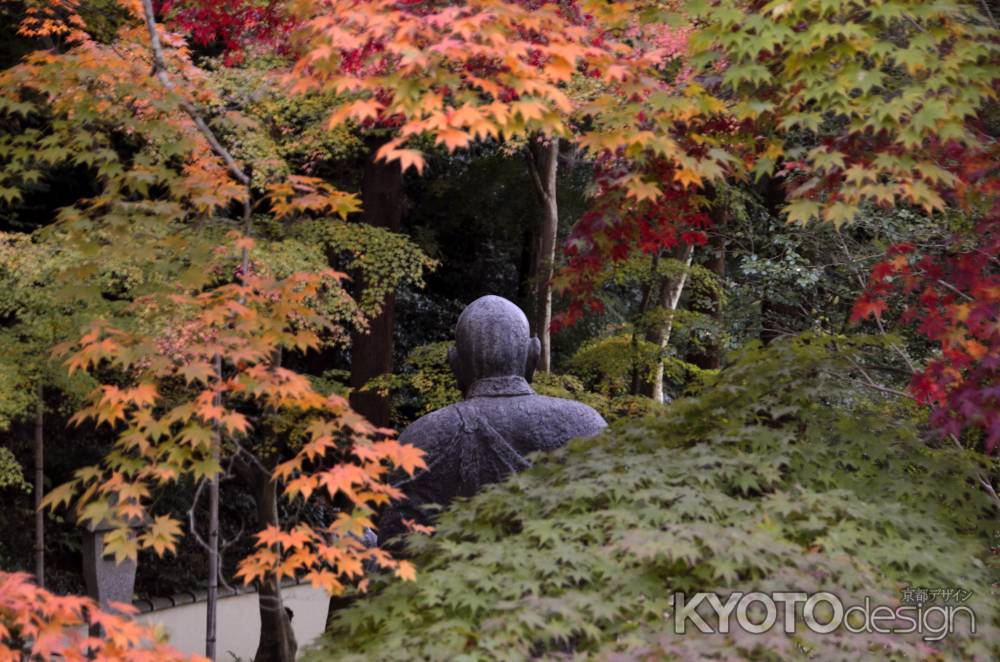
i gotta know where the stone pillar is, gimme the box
[81,519,140,613]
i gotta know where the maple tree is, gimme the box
[158,0,290,65]
[854,140,1000,453]
[0,570,200,661]
[265,0,1000,418]
[1,1,427,659]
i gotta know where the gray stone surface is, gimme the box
[378,295,607,542]
[81,526,139,613]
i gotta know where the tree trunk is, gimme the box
[349,145,404,427]
[630,254,660,396]
[233,459,297,662]
[206,356,222,661]
[33,384,43,587]
[757,175,796,345]
[687,206,727,370]
[206,460,219,660]
[643,244,694,402]
[525,139,559,373]
[517,223,537,313]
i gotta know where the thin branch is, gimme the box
[187,479,210,551]
[524,143,548,204]
[230,436,270,475]
[834,372,916,401]
[903,13,927,33]
[835,231,918,373]
[139,0,250,187]
[844,354,915,398]
[187,477,238,593]
[949,434,1000,512]
[979,0,999,29]
[220,512,245,551]
[935,278,975,303]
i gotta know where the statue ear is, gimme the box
[448,345,468,394]
[525,336,541,383]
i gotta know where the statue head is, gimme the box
[448,295,541,394]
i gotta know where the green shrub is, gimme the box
[311,334,998,661]
[566,333,711,399]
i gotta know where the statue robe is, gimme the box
[377,375,607,543]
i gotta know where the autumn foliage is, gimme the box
[855,141,1000,452]
[0,571,201,661]
[43,234,424,584]
[4,0,426,612]
[0,0,998,656]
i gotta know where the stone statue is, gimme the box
[377,295,607,543]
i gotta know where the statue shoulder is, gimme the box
[397,404,464,449]
[528,394,608,436]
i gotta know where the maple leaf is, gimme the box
[40,480,78,511]
[375,140,426,174]
[305,569,344,595]
[376,440,427,475]
[139,516,182,556]
[851,297,888,322]
[285,475,317,500]
[435,128,472,151]
[221,411,250,435]
[395,560,416,581]
[178,361,216,385]
[128,383,159,407]
[624,178,662,202]
[318,464,369,500]
[784,199,821,225]
[402,518,434,535]
[673,169,703,189]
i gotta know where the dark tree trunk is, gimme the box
[233,459,297,662]
[630,254,659,396]
[687,205,727,370]
[206,356,222,661]
[757,175,797,345]
[517,222,537,314]
[34,385,43,587]
[349,146,404,428]
[206,458,219,660]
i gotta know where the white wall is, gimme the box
[136,584,330,661]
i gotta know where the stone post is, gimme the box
[81,518,141,613]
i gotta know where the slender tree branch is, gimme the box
[844,354,915,399]
[139,0,250,187]
[935,278,975,303]
[524,143,548,204]
[186,479,210,551]
[140,5,256,656]
[949,435,1000,512]
[230,437,270,476]
[829,371,916,401]
[979,0,998,29]
[835,231,918,373]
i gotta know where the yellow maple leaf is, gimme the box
[396,560,416,581]
[435,128,472,151]
[674,168,703,189]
